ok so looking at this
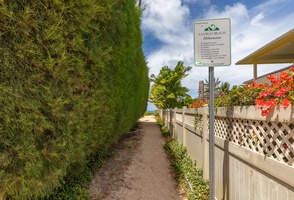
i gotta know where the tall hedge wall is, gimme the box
[0,0,149,198]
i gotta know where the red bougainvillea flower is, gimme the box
[250,80,257,88]
[266,88,274,94]
[256,99,276,108]
[259,91,270,98]
[275,90,285,97]
[281,98,291,108]
[218,67,293,117]
[269,98,277,106]
[281,87,291,93]
[190,99,207,108]
[273,83,281,89]
[255,99,265,108]
[280,71,290,80]
[275,87,291,97]
[267,75,278,83]
[261,109,270,116]
[264,99,276,107]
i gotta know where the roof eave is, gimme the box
[236,28,294,65]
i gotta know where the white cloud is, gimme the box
[189,2,294,91]
[251,0,290,16]
[142,0,190,44]
[142,0,194,78]
[183,0,210,4]
[147,40,194,76]
[250,13,265,27]
[205,3,249,22]
[143,0,294,106]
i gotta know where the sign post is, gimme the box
[193,18,231,200]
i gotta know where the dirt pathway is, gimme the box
[89,115,186,200]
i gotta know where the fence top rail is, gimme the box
[185,107,206,115]
[173,106,208,115]
[215,105,294,123]
[165,105,293,123]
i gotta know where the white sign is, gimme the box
[194,18,231,66]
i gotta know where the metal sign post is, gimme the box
[208,66,215,200]
[193,18,231,200]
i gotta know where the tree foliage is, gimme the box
[219,81,231,95]
[0,0,149,199]
[149,61,192,109]
[204,77,221,95]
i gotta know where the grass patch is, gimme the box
[144,111,155,116]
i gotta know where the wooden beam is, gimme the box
[253,63,257,80]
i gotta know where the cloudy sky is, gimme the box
[140,0,294,111]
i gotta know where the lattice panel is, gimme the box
[214,117,294,166]
[176,113,182,122]
[185,114,196,127]
[195,114,204,132]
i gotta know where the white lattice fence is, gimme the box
[176,113,182,122]
[214,116,294,166]
[185,114,196,127]
[159,107,294,200]
[189,113,205,132]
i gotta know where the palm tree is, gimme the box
[219,82,231,95]
[149,61,192,108]
[204,77,221,95]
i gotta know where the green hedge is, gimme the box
[0,0,149,199]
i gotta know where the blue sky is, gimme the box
[140,0,294,111]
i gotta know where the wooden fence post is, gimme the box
[169,108,173,134]
[166,109,169,129]
[182,107,187,146]
[172,108,176,138]
[202,105,209,180]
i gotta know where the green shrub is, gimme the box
[155,113,209,200]
[164,140,209,200]
[215,84,262,107]
[144,111,155,116]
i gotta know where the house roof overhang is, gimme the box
[236,28,294,65]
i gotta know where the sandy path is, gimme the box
[89,115,183,200]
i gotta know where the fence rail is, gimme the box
[159,105,294,200]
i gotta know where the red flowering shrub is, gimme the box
[215,67,294,116]
[190,99,207,108]
[255,67,294,116]
[215,81,263,107]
